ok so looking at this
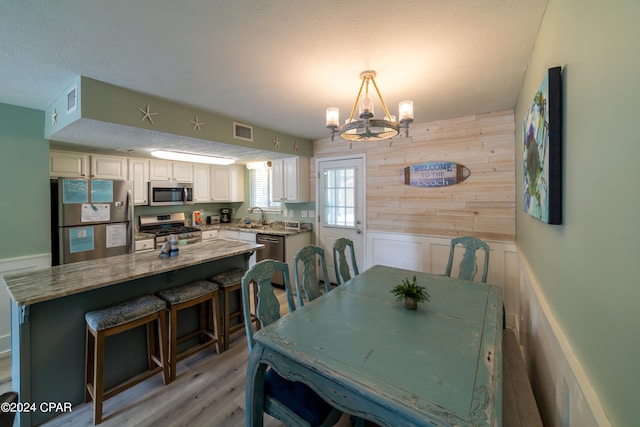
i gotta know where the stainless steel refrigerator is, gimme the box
[51,178,134,265]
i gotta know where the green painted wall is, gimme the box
[514,0,639,425]
[0,103,50,259]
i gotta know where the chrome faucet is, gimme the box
[249,206,266,225]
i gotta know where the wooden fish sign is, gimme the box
[401,161,471,188]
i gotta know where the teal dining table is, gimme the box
[245,264,503,426]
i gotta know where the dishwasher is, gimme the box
[256,234,285,286]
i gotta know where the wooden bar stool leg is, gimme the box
[93,330,105,425]
[156,312,170,385]
[224,288,232,351]
[168,306,178,382]
[210,289,222,353]
[84,326,94,403]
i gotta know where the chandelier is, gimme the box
[326,70,413,142]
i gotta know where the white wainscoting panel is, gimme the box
[0,253,51,356]
[517,250,611,427]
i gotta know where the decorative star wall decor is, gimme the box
[51,109,57,125]
[273,137,281,148]
[190,116,204,132]
[138,105,158,124]
[293,142,299,152]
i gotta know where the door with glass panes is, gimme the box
[317,156,365,284]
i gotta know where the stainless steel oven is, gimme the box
[149,181,193,206]
[256,234,285,286]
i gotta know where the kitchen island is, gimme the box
[1,238,262,426]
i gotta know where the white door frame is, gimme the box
[315,154,366,282]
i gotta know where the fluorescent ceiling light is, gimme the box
[151,150,235,165]
[245,161,272,170]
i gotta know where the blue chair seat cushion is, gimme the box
[207,268,245,287]
[85,294,166,331]
[156,280,219,305]
[265,368,334,426]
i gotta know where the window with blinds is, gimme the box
[250,168,281,209]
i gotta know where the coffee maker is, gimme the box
[220,208,231,223]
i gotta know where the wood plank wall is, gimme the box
[311,109,516,241]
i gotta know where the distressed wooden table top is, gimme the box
[1,239,262,306]
[253,264,503,426]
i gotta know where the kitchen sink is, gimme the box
[237,224,268,230]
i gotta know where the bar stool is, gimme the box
[208,268,259,351]
[156,279,223,381]
[84,294,169,425]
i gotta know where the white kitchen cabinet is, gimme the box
[238,231,257,268]
[149,160,172,181]
[272,157,309,203]
[201,229,219,240]
[173,162,193,182]
[219,229,255,267]
[90,154,128,180]
[193,164,211,202]
[49,150,88,178]
[149,160,193,182]
[219,229,239,240]
[128,158,150,205]
[134,238,155,252]
[211,165,244,202]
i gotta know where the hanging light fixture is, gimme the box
[326,70,414,142]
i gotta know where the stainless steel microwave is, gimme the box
[149,181,194,206]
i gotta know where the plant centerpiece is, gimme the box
[390,275,430,310]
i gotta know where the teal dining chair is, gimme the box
[444,236,490,283]
[0,391,18,427]
[241,259,342,427]
[332,238,359,285]
[293,245,331,307]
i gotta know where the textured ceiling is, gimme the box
[0,0,548,161]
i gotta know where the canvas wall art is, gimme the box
[523,66,562,224]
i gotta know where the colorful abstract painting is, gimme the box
[523,66,562,224]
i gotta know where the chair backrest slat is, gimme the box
[241,259,296,351]
[444,236,490,283]
[294,245,331,306]
[332,238,359,285]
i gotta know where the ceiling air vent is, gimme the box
[66,85,78,114]
[233,122,253,141]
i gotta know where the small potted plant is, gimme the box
[390,275,430,310]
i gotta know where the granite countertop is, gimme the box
[204,222,312,237]
[1,239,262,306]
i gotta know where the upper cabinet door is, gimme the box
[172,162,193,182]
[128,158,150,205]
[50,150,88,178]
[149,160,173,181]
[193,164,211,202]
[90,154,128,180]
[211,166,231,201]
[272,157,310,203]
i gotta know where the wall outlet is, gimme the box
[301,210,308,217]
[289,209,294,217]
[282,209,288,217]
[309,210,315,218]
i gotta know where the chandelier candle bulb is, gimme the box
[399,100,414,120]
[326,107,340,127]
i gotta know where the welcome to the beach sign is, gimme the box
[401,161,470,188]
